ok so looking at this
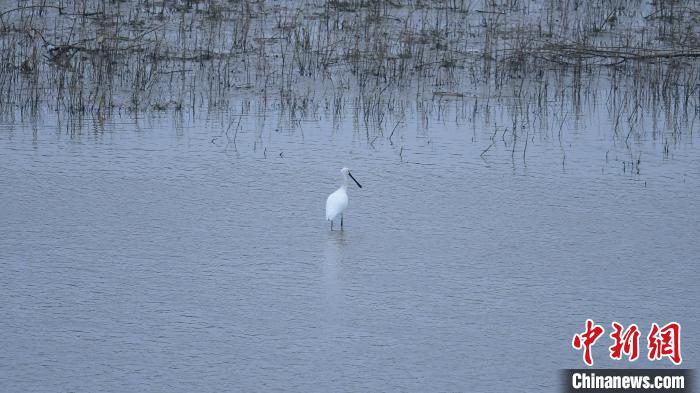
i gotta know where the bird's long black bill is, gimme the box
[348,172,362,188]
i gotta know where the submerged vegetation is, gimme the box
[1,0,699,168]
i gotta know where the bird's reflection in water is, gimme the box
[316,231,349,383]
[321,230,347,328]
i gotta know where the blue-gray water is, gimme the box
[1,102,699,392]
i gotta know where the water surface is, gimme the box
[1,95,699,392]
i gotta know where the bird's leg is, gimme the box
[341,214,343,229]
[330,220,333,231]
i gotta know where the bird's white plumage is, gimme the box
[325,167,361,230]
[325,186,348,221]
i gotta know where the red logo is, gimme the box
[572,319,605,366]
[647,322,682,365]
[572,320,682,366]
[609,322,640,361]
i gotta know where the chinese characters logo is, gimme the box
[572,320,681,366]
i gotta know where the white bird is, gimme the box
[325,167,362,230]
